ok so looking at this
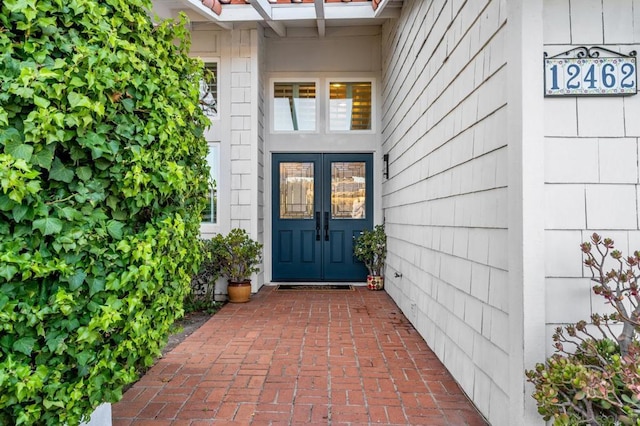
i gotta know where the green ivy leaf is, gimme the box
[12,337,36,356]
[33,95,50,108]
[0,196,16,212]
[57,207,82,221]
[68,270,87,291]
[32,145,55,170]
[12,204,29,222]
[1,128,26,156]
[0,264,19,281]
[45,332,67,353]
[49,158,75,183]
[5,141,33,162]
[76,166,92,181]
[67,92,92,109]
[106,220,124,240]
[33,217,63,236]
[88,278,105,296]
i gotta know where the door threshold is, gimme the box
[268,282,366,286]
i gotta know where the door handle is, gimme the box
[315,212,321,241]
[324,212,329,241]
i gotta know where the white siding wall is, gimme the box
[256,26,266,285]
[230,27,265,289]
[191,26,265,291]
[381,1,509,423]
[544,0,640,351]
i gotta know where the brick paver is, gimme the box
[113,285,487,425]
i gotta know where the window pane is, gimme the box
[202,143,219,223]
[200,63,217,117]
[329,82,372,131]
[274,83,316,131]
[280,162,314,219]
[331,162,366,219]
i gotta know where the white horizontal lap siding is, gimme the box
[543,0,640,356]
[381,0,508,423]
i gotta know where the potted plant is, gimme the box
[213,228,263,303]
[353,224,387,290]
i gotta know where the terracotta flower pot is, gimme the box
[367,275,384,291]
[227,280,252,303]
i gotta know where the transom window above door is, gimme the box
[329,82,372,131]
[273,82,317,131]
[271,78,375,134]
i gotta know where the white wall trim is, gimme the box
[507,1,546,424]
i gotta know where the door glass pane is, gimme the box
[274,83,316,131]
[329,82,372,131]
[331,162,366,219]
[280,162,314,219]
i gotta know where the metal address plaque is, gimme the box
[544,46,637,97]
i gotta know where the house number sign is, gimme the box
[544,46,637,97]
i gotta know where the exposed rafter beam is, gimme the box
[314,0,325,19]
[177,0,233,29]
[250,0,287,37]
[316,19,325,37]
[314,0,325,37]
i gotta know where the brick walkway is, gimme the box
[112,285,487,425]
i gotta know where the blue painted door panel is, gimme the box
[272,153,372,281]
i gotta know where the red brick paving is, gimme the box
[113,285,487,425]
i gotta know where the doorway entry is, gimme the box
[272,153,373,281]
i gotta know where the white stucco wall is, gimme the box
[381,1,513,424]
[544,0,640,349]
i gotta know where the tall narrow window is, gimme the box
[200,63,218,118]
[202,143,219,223]
[329,82,372,131]
[273,82,316,131]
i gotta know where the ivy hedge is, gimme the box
[0,0,209,424]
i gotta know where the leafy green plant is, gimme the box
[526,234,640,425]
[0,1,209,424]
[214,229,263,282]
[353,224,387,276]
[184,239,224,313]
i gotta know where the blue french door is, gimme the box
[272,153,373,281]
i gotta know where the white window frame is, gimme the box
[270,78,320,134]
[201,141,220,228]
[326,78,376,134]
